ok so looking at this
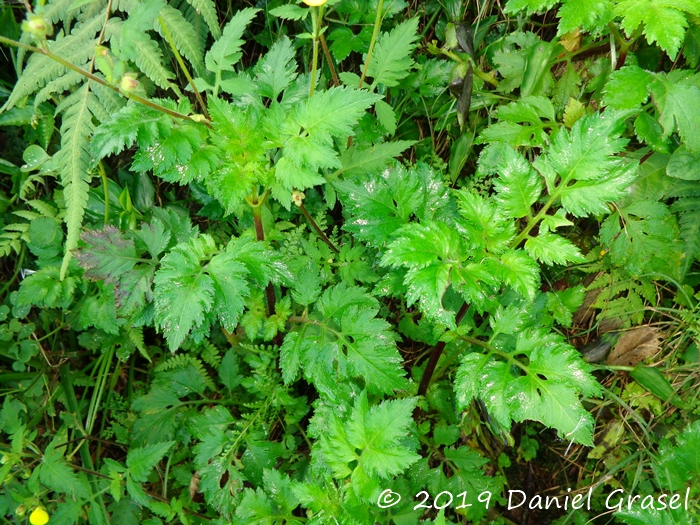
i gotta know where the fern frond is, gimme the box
[182,0,220,39]
[155,355,215,390]
[35,70,84,107]
[43,0,75,25]
[198,340,222,367]
[26,200,59,218]
[157,5,206,78]
[92,82,125,115]
[128,327,151,362]
[55,84,97,279]
[132,36,182,95]
[178,1,209,54]
[3,13,104,111]
[155,353,191,372]
[0,224,29,257]
[12,211,43,221]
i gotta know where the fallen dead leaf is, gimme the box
[606,326,662,366]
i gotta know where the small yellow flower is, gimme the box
[291,190,306,207]
[29,507,50,525]
[302,0,327,6]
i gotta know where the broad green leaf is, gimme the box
[315,391,420,500]
[456,329,600,445]
[153,235,217,350]
[496,249,540,299]
[492,145,543,219]
[39,438,90,498]
[254,36,298,101]
[534,111,635,216]
[615,0,700,59]
[477,96,555,148]
[269,4,308,21]
[524,231,586,265]
[365,17,420,88]
[336,161,446,246]
[335,140,415,178]
[280,283,408,396]
[653,420,700,491]
[381,222,466,327]
[127,441,175,482]
[206,253,249,332]
[649,75,700,152]
[504,0,558,15]
[295,86,380,140]
[602,66,653,110]
[600,199,684,277]
[90,103,164,161]
[75,227,137,282]
[557,0,614,34]
[667,145,700,180]
[455,189,515,253]
[328,27,365,61]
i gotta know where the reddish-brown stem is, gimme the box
[251,203,277,317]
[416,302,471,398]
[298,202,339,253]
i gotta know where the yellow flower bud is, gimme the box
[120,73,139,93]
[22,14,53,40]
[291,190,306,207]
[302,0,327,5]
[29,507,50,525]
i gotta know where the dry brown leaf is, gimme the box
[606,326,662,366]
[560,29,582,53]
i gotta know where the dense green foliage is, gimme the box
[1,0,699,523]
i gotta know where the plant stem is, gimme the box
[158,16,209,119]
[417,302,470,397]
[59,363,111,522]
[358,0,384,90]
[0,35,208,124]
[319,32,340,86]
[309,6,322,97]
[98,161,109,225]
[251,199,277,317]
[298,202,339,253]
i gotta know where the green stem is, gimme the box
[158,15,209,119]
[59,363,111,522]
[358,0,384,90]
[0,35,207,124]
[439,48,499,87]
[0,247,25,299]
[98,161,109,225]
[309,6,322,97]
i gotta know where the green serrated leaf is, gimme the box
[602,66,653,110]
[366,17,420,88]
[127,441,174,482]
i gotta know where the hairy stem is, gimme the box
[309,6,322,97]
[251,201,277,317]
[358,0,384,90]
[98,161,109,225]
[298,202,339,253]
[319,32,340,86]
[0,35,207,124]
[158,16,209,119]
